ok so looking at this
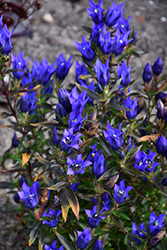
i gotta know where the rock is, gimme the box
[42,13,54,23]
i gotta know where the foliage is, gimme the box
[0,0,167,249]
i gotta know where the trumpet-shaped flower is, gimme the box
[148,211,165,236]
[132,222,146,245]
[17,181,40,210]
[11,51,30,79]
[44,241,63,250]
[94,58,110,87]
[87,0,104,24]
[76,228,92,250]
[42,208,61,228]
[55,53,72,81]
[67,154,92,175]
[105,1,124,27]
[75,35,95,62]
[113,179,133,203]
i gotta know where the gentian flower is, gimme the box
[17,181,40,210]
[134,150,158,173]
[20,91,37,114]
[12,132,19,148]
[132,222,146,245]
[76,61,89,86]
[67,154,92,175]
[157,99,167,119]
[155,135,167,156]
[42,208,61,228]
[103,123,124,151]
[94,58,110,87]
[87,0,104,24]
[11,51,30,79]
[99,30,113,54]
[112,29,132,56]
[60,128,82,152]
[124,96,138,119]
[44,241,63,250]
[117,61,131,87]
[32,58,56,85]
[142,62,152,83]
[69,183,79,192]
[76,228,92,250]
[93,151,105,179]
[155,92,167,102]
[113,179,133,203]
[53,127,61,146]
[85,199,105,228]
[91,22,106,46]
[55,102,67,122]
[105,1,124,27]
[55,53,72,81]
[115,15,131,34]
[58,88,71,113]
[152,57,163,76]
[0,15,13,55]
[94,239,104,250]
[148,211,165,236]
[75,35,95,62]
[102,193,111,211]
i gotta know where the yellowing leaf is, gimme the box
[22,153,31,166]
[139,133,160,142]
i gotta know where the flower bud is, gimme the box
[157,99,167,119]
[142,62,152,83]
[12,132,19,148]
[155,135,167,156]
[161,178,167,186]
[152,57,163,76]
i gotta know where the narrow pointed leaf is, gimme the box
[103,174,119,190]
[64,187,79,220]
[48,181,67,192]
[28,221,42,246]
[75,82,100,100]
[59,191,70,222]
[85,236,99,250]
[22,153,31,166]
[54,231,75,250]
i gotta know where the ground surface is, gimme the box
[0,0,167,249]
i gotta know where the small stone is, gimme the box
[43,13,54,23]
[148,1,154,5]
[161,16,166,22]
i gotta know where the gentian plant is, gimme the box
[1,1,167,249]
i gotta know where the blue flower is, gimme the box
[133,150,158,173]
[12,132,19,148]
[152,57,163,76]
[87,0,104,24]
[115,16,131,34]
[55,53,72,81]
[58,88,71,113]
[94,239,104,250]
[93,151,105,179]
[103,123,124,151]
[157,99,167,119]
[42,208,61,228]
[20,91,37,114]
[55,102,67,122]
[0,15,13,55]
[142,62,152,83]
[112,29,132,56]
[76,228,92,250]
[85,199,105,228]
[124,96,138,119]
[60,128,82,152]
[17,181,40,210]
[105,1,124,27]
[69,183,79,192]
[67,154,92,175]
[132,222,146,245]
[94,58,110,87]
[11,51,30,79]
[44,241,63,250]
[91,22,106,46]
[155,135,167,156]
[117,61,131,87]
[155,92,167,102]
[75,35,95,62]
[99,30,113,55]
[75,61,89,86]
[148,211,165,236]
[113,179,133,203]
[32,58,56,85]
[53,127,61,146]
[102,193,111,211]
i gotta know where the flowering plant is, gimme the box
[0,1,167,249]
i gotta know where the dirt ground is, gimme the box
[0,0,167,249]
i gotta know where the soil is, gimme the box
[0,0,167,249]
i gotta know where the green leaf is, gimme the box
[99,135,113,156]
[111,214,125,234]
[0,181,14,189]
[103,174,119,190]
[75,82,100,100]
[98,168,118,181]
[38,230,44,250]
[28,221,42,246]
[54,231,75,250]
[108,103,132,111]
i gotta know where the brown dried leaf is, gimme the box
[139,133,160,142]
